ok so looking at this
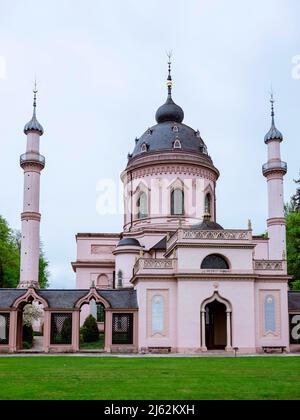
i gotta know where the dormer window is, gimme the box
[147,128,153,135]
[172,125,179,133]
[135,137,139,144]
[173,138,182,149]
[195,130,201,138]
[140,143,148,153]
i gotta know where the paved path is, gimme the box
[1,352,300,358]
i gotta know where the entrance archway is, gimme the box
[13,289,48,352]
[75,288,110,351]
[205,301,226,350]
[201,292,232,352]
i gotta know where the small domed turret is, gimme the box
[264,94,283,143]
[24,87,44,136]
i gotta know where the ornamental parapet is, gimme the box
[254,260,286,272]
[133,258,176,276]
[166,228,252,252]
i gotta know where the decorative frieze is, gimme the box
[129,165,216,182]
[134,258,175,274]
[181,229,251,241]
[254,260,284,271]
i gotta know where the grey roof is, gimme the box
[0,288,138,309]
[151,236,167,251]
[100,289,138,309]
[191,220,224,230]
[38,290,88,309]
[117,238,141,247]
[0,289,27,308]
[131,121,209,159]
[288,291,300,311]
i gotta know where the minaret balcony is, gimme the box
[262,161,287,176]
[20,152,45,169]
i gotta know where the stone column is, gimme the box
[201,310,207,351]
[225,311,232,351]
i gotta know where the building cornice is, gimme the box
[71,260,115,272]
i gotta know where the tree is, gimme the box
[81,315,99,343]
[286,211,300,290]
[285,175,300,290]
[23,303,44,327]
[291,174,300,212]
[0,215,49,288]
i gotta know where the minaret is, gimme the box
[262,94,287,260]
[18,84,45,288]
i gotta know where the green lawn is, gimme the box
[80,334,105,350]
[0,357,299,400]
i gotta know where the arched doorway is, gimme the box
[13,290,48,352]
[205,300,226,350]
[201,292,232,352]
[75,289,110,352]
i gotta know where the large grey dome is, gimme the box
[131,121,208,158]
[128,62,210,161]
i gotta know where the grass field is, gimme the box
[0,356,300,400]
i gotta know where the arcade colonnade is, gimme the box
[0,287,138,353]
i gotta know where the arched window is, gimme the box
[172,125,179,132]
[137,192,148,219]
[201,254,229,269]
[97,274,109,288]
[152,295,164,334]
[171,188,184,215]
[173,139,182,149]
[205,193,211,214]
[117,270,123,288]
[96,303,105,323]
[264,295,276,333]
[141,143,147,153]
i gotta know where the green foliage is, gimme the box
[0,215,49,288]
[22,324,33,347]
[81,315,99,343]
[286,175,300,290]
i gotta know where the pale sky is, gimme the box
[0,0,299,288]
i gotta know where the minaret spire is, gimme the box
[33,78,37,117]
[19,86,46,289]
[166,50,173,98]
[24,79,44,136]
[262,92,287,261]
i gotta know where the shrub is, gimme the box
[82,315,99,343]
[22,324,33,345]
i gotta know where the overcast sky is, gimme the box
[0,0,299,288]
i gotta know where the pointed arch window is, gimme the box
[205,193,211,214]
[137,192,148,219]
[264,295,276,333]
[140,143,147,153]
[152,295,164,334]
[171,188,184,215]
[173,139,182,149]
